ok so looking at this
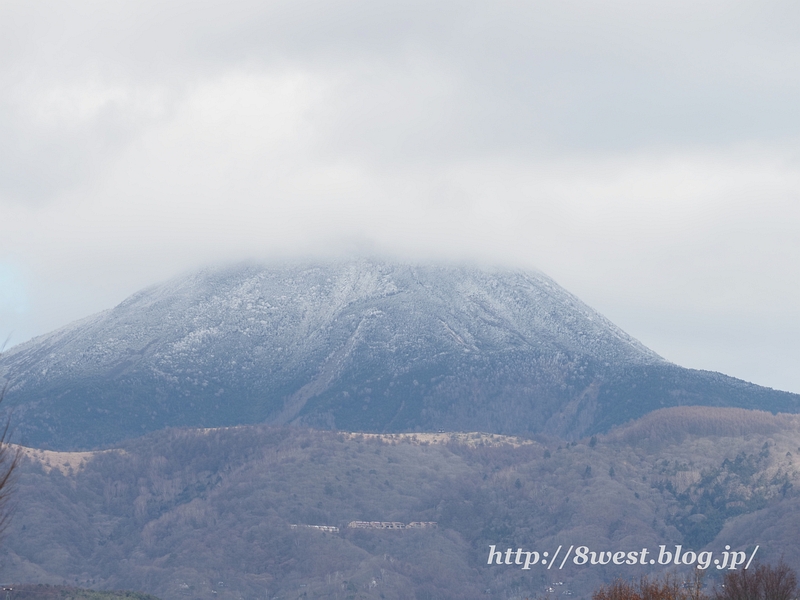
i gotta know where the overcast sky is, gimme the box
[1,0,799,393]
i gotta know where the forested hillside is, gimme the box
[1,407,799,600]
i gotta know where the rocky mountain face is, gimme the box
[1,260,798,449]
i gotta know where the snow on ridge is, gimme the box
[0,260,664,389]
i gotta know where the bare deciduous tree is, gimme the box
[0,377,20,537]
[715,562,798,600]
[593,573,705,600]
[761,563,799,600]
[595,563,800,600]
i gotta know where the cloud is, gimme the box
[1,0,799,391]
[3,0,800,202]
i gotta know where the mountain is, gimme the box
[1,260,799,449]
[2,408,800,600]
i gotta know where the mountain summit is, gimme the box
[2,260,798,449]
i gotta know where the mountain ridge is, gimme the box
[1,260,797,449]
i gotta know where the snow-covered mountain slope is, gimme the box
[1,260,798,449]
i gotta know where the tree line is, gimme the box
[592,563,798,600]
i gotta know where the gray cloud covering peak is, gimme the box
[1,0,799,392]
